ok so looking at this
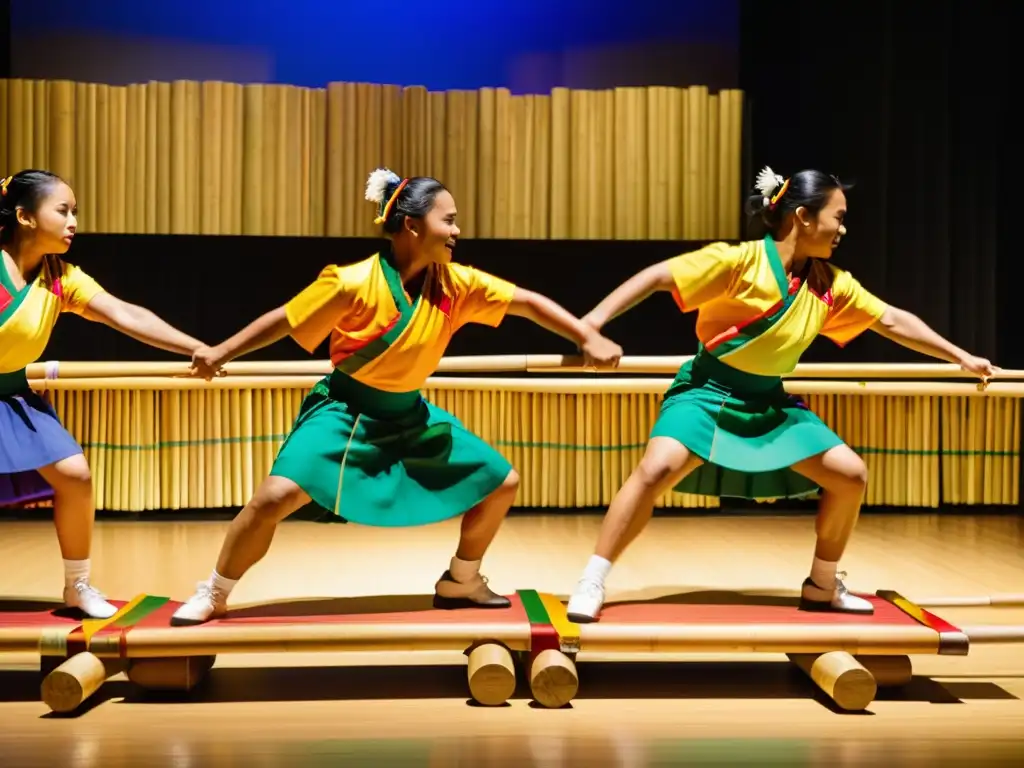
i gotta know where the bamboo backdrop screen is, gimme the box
[0,78,743,240]
[41,384,1022,513]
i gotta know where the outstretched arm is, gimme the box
[506,288,622,368]
[580,262,675,330]
[871,306,995,378]
[190,306,292,378]
[82,292,204,356]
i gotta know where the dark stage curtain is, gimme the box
[740,0,1019,367]
[0,0,10,79]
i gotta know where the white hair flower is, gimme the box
[365,168,401,204]
[755,165,785,207]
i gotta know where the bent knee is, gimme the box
[47,455,93,493]
[825,453,869,494]
[634,440,694,490]
[501,468,521,494]
[249,477,308,522]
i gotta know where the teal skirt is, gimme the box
[651,352,843,500]
[270,371,513,527]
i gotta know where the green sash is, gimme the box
[334,250,422,375]
[0,258,33,327]
[703,235,802,359]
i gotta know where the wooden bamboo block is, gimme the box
[428,90,447,190]
[380,84,403,179]
[272,85,290,236]
[467,643,516,706]
[40,652,111,714]
[155,82,171,234]
[297,88,312,236]
[309,88,327,237]
[529,650,578,709]
[631,87,650,239]
[706,93,720,240]
[33,79,48,168]
[401,86,429,178]
[187,81,202,234]
[548,87,570,239]
[475,87,497,238]
[596,89,615,240]
[323,83,344,236]
[144,82,158,233]
[340,83,360,236]
[242,85,264,235]
[788,652,878,711]
[285,86,304,237]
[262,84,280,236]
[727,89,744,239]
[510,95,534,239]
[200,81,224,235]
[490,88,511,238]
[530,94,551,240]
[168,81,188,234]
[356,83,383,237]
[91,83,110,231]
[108,86,128,233]
[125,84,146,234]
[48,81,76,185]
[568,89,589,239]
[127,655,216,691]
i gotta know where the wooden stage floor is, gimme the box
[1,511,1022,766]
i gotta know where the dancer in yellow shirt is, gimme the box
[172,168,623,625]
[1,170,210,618]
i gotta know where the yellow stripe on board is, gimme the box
[80,594,148,642]
[538,592,581,652]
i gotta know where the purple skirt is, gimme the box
[0,390,84,507]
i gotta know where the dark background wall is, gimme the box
[45,235,887,367]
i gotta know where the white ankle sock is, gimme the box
[63,559,90,587]
[582,555,613,586]
[208,570,238,596]
[810,557,838,591]
[450,556,481,583]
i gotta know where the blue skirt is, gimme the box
[0,371,84,507]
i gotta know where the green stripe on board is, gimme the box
[75,436,1020,458]
[517,589,552,625]
[110,595,169,628]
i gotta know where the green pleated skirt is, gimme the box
[271,371,513,526]
[651,351,843,500]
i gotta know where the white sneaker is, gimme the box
[566,579,605,623]
[63,580,118,619]
[170,582,228,626]
[799,571,874,614]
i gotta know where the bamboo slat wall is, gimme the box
[0,78,744,240]
[38,384,1022,513]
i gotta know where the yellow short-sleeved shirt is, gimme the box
[0,255,106,373]
[665,238,887,375]
[283,253,517,391]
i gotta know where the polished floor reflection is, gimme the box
[1,511,1022,766]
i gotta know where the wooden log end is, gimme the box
[466,642,516,706]
[529,649,579,709]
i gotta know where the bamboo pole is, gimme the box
[26,376,1024,398]
[25,357,1024,381]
